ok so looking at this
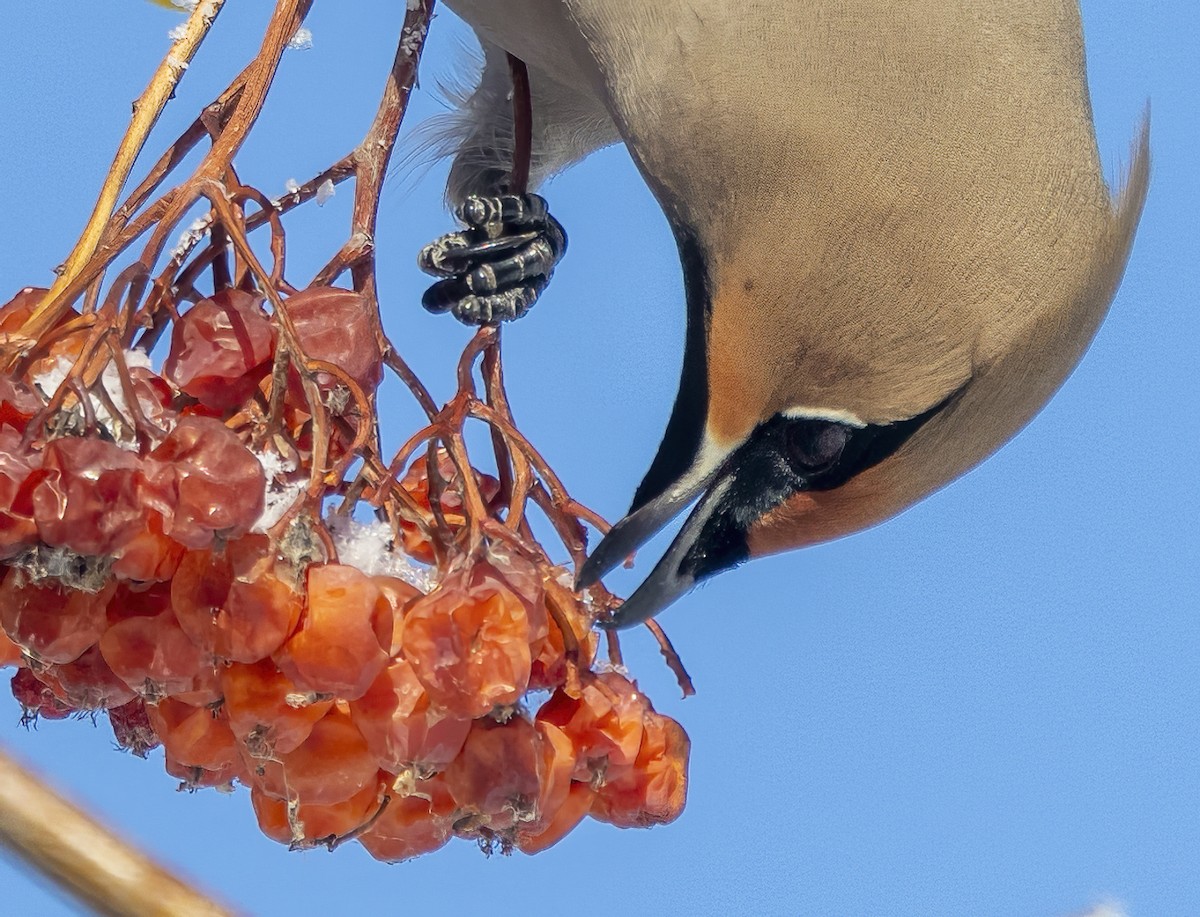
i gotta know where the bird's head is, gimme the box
[579,122,1150,629]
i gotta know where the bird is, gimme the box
[418,0,1150,629]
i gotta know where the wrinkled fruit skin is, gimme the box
[0,280,690,862]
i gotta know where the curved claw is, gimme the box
[417,193,566,326]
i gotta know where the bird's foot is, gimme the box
[418,193,567,325]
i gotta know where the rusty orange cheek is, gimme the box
[746,488,880,557]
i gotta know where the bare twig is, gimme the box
[0,746,235,917]
[12,0,228,356]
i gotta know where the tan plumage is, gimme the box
[437,0,1149,624]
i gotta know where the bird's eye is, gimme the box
[784,419,851,474]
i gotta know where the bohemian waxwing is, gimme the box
[422,0,1150,627]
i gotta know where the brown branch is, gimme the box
[0,745,235,917]
[645,619,696,698]
[11,0,229,356]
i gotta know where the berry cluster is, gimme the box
[0,284,688,860]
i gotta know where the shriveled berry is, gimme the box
[251,776,385,848]
[38,644,136,710]
[274,564,391,700]
[348,658,471,772]
[357,775,457,863]
[145,697,239,772]
[11,666,74,722]
[107,698,161,757]
[144,417,265,549]
[31,437,144,558]
[247,705,377,807]
[0,429,40,560]
[589,711,689,829]
[402,561,533,719]
[0,572,114,665]
[282,287,383,394]
[100,607,218,703]
[443,717,541,833]
[164,290,275,412]
[537,673,646,780]
[221,660,333,758]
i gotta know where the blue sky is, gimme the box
[1,4,1196,915]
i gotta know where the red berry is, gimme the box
[0,429,40,560]
[38,643,136,710]
[11,666,74,722]
[100,606,218,703]
[144,416,265,549]
[164,290,275,412]
[0,571,114,665]
[107,698,161,757]
[31,437,144,558]
[281,287,383,394]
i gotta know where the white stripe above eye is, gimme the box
[780,405,868,428]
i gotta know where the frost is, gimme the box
[170,216,210,261]
[252,450,305,534]
[168,24,188,42]
[166,55,189,71]
[400,23,427,57]
[171,0,198,9]
[326,515,436,592]
[284,177,301,195]
[315,179,335,206]
[31,351,157,449]
[407,0,422,10]
[287,27,313,51]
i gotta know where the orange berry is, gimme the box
[443,716,541,833]
[164,754,244,791]
[357,774,457,863]
[38,644,136,710]
[251,776,385,848]
[247,705,377,807]
[0,624,21,669]
[348,658,471,772]
[99,607,218,703]
[274,564,392,700]
[590,711,689,829]
[111,518,185,583]
[145,697,239,772]
[402,562,533,719]
[537,673,646,780]
[372,575,421,657]
[517,782,595,855]
[220,660,333,758]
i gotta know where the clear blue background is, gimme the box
[1,4,1196,915]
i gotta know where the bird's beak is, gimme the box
[576,449,753,630]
